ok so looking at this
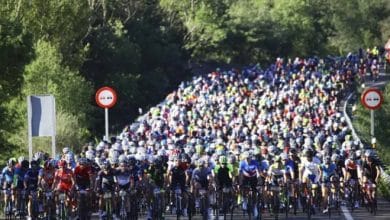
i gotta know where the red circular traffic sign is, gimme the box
[361,88,383,110]
[95,87,117,108]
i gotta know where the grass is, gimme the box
[352,80,390,198]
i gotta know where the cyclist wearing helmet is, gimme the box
[96,160,117,219]
[239,151,260,189]
[13,158,29,214]
[191,159,213,210]
[2,159,15,214]
[344,152,359,183]
[267,155,284,186]
[320,156,336,213]
[39,159,56,190]
[52,160,75,197]
[74,158,92,191]
[213,156,233,190]
[361,153,381,203]
[24,160,40,219]
[146,156,166,189]
[168,157,187,192]
[115,158,131,190]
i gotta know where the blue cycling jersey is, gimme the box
[239,160,260,177]
[24,169,40,190]
[284,159,295,174]
[2,167,14,185]
[321,163,336,180]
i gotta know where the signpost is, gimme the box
[361,88,383,148]
[95,87,117,141]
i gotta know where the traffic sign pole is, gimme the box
[371,109,374,137]
[361,87,383,149]
[105,108,109,141]
[95,86,117,142]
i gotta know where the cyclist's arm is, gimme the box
[375,165,381,184]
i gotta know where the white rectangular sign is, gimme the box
[27,95,56,160]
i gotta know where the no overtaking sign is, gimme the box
[361,88,383,110]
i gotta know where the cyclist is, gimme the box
[145,156,168,219]
[361,152,381,206]
[24,160,40,220]
[343,152,360,208]
[267,155,285,214]
[320,156,336,213]
[300,149,320,214]
[192,159,213,217]
[13,158,29,216]
[96,160,118,219]
[213,155,233,190]
[115,156,131,217]
[52,159,75,217]
[74,158,92,191]
[39,159,56,218]
[2,159,16,215]
[168,156,188,213]
[239,151,261,211]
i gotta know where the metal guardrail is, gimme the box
[343,91,390,183]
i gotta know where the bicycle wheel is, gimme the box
[273,193,280,220]
[306,195,312,220]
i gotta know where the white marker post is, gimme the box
[361,88,383,148]
[95,87,117,141]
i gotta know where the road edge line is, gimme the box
[341,205,354,220]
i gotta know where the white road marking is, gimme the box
[341,205,354,220]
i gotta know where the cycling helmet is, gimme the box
[30,160,39,168]
[44,159,55,169]
[274,155,281,162]
[324,156,331,164]
[219,156,228,164]
[305,149,314,158]
[7,158,16,167]
[62,147,70,154]
[18,156,25,164]
[228,155,236,164]
[242,151,250,159]
[21,160,29,169]
[118,154,127,164]
[331,154,339,162]
[280,153,288,161]
[58,160,67,167]
[78,157,88,166]
[85,150,95,160]
[102,160,111,169]
[34,152,44,161]
[196,159,205,167]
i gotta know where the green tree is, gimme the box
[0,17,32,161]
[7,40,93,153]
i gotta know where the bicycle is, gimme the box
[15,189,27,219]
[220,186,234,220]
[269,183,281,220]
[150,187,165,220]
[77,189,90,220]
[57,191,68,220]
[3,189,13,219]
[103,191,114,220]
[198,188,209,220]
[172,187,183,219]
[363,182,377,215]
[128,188,139,220]
[304,181,316,220]
[118,189,128,220]
[241,185,258,220]
[345,178,359,212]
[29,190,40,219]
[43,189,55,220]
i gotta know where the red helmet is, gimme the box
[58,159,67,167]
